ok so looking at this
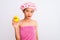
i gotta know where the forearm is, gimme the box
[36,29,38,40]
[14,28,20,40]
[36,33,38,40]
[16,37,20,40]
[15,33,20,40]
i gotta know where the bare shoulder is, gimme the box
[18,19,23,27]
[31,19,37,23]
[31,19,37,26]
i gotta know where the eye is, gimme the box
[26,10,29,12]
[31,10,34,13]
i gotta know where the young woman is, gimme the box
[12,2,38,40]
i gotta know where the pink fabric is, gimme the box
[20,2,36,10]
[20,26,36,40]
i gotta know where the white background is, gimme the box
[0,0,60,40]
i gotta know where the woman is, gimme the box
[12,2,38,40]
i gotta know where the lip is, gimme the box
[28,16,31,17]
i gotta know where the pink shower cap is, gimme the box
[20,2,36,10]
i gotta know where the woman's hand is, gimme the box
[12,19,19,29]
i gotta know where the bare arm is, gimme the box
[35,21,38,40]
[14,26,20,40]
[12,20,20,40]
[36,28,38,40]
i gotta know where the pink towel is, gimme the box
[20,26,36,40]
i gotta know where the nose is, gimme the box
[28,13,31,15]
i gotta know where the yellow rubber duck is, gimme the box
[13,16,20,22]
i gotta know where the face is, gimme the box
[23,8,34,19]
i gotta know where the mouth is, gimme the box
[28,16,31,17]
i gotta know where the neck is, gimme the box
[24,17,31,22]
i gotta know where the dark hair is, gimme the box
[23,9,26,12]
[23,8,28,12]
[23,8,34,13]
